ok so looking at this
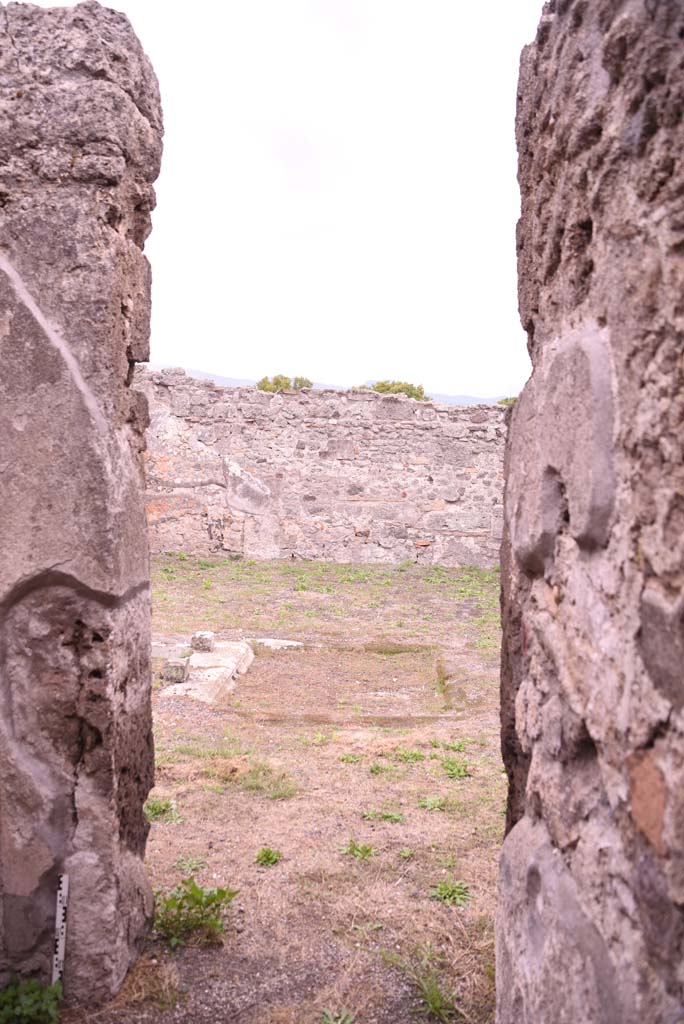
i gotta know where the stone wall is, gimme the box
[0,2,161,1003]
[498,2,684,1022]
[138,369,506,568]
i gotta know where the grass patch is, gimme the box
[362,641,431,655]
[240,761,298,800]
[419,794,447,812]
[429,879,472,908]
[173,855,208,874]
[442,758,472,780]
[173,736,247,759]
[321,1011,356,1024]
[360,809,404,823]
[342,838,374,862]
[256,847,283,867]
[144,797,182,824]
[383,946,459,1023]
[394,747,425,764]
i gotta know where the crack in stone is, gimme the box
[0,251,107,432]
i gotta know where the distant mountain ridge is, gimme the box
[148,364,505,406]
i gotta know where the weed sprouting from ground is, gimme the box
[394,747,425,763]
[340,753,361,764]
[342,838,375,861]
[360,809,404,823]
[420,794,447,812]
[173,855,208,875]
[145,797,182,823]
[240,761,298,800]
[383,946,459,1022]
[256,847,283,867]
[442,758,472,780]
[154,877,238,948]
[321,1011,356,1024]
[429,879,472,908]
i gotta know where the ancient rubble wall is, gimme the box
[0,1,161,1003]
[138,369,506,568]
[498,2,684,1022]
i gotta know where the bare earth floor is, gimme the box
[65,557,504,1024]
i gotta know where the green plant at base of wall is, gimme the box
[154,876,238,948]
[0,980,62,1024]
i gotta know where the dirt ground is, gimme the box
[65,556,504,1024]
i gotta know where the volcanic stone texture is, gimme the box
[498,2,684,1022]
[0,1,162,1003]
[139,369,506,568]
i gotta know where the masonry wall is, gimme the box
[139,369,506,568]
[0,1,161,1003]
[497,2,684,1021]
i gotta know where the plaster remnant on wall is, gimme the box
[138,369,507,568]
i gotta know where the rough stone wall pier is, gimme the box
[498,2,684,1021]
[139,369,507,569]
[0,2,162,1003]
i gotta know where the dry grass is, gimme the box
[66,557,503,1024]
[111,957,182,1011]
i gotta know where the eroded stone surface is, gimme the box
[161,658,190,684]
[160,641,254,704]
[0,1,161,1003]
[499,2,684,1020]
[191,630,216,652]
[137,369,507,568]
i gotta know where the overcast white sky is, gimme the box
[39,0,542,397]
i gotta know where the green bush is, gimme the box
[365,380,427,401]
[0,979,62,1024]
[498,396,517,406]
[154,876,238,948]
[257,375,312,392]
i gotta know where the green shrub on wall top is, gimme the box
[364,380,427,401]
[257,375,312,392]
